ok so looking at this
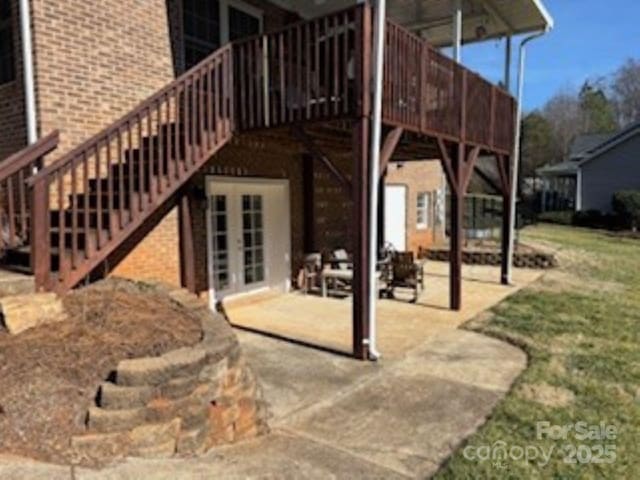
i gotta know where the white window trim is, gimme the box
[220,0,264,44]
[416,192,430,230]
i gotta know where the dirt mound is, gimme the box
[0,278,202,465]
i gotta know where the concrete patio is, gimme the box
[226,261,543,358]
[0,263,544,479]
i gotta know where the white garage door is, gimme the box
[384,185,407,251]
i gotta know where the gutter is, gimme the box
[19,0,38,144]
[505,27,550,284]
[367,0,386,361]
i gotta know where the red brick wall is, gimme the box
[0,0,27,160]
[27,0,296,287]
[385,160,446,254]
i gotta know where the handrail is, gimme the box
[28,45,233,185]
[0,131,59,180]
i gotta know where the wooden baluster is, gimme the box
[333,14,339,116]
[18,168,27,241]
[191,75,197,164]
[147,107,155,204]
[6,176,15,246]
[166,93,174,184]
[214,58,221,143]
[107,133,114,240]
[323,16,330,118]
[279,33,285,123]
[296,25,302,121]
[157,99,164,195]
[117,128,124,228]
[343,11,350,115]
[71,159,78,267]
[255,37,263,128]
[198,69,206,156]
[128,121,135,221]
[95,143,103,249]
[305,23,311,120]
[83,151,91,258]
[137,114,144,212]
[207,62,214,149]
[58,170,68,281]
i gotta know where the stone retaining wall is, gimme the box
[71,286,269,464]
[421,248,557,269]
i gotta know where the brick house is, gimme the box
[0,0,552,359]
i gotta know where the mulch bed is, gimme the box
[0,278,202,465]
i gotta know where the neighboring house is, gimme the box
[538,123,640,212]
[0,0,552,359]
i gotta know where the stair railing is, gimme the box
[0,131,59,253]
[27,45,234,292]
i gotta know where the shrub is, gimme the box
[537,210,574,225]
[612,190,640,231]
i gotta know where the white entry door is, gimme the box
[385,185,407,251]
[207,177,291,302]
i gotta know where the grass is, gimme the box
[435,224,640,479]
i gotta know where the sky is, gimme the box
[460,0,640,112]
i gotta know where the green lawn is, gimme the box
[435,224,640,479]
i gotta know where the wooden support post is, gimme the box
[449,144,464,311]
[302,153,315,253]
[352,118,371,360]
[31,177,51,292]
[179,191,197,293]
[499,155,512,285]
[351,0,371,360]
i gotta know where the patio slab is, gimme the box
[226,262,543,357]
[0,263,538,478]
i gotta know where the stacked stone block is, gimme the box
[70,286,269,463]
[421,247,558,269]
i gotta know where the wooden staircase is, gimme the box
[0,3,514,296]
[1,45,235,293]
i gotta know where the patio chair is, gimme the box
[386,251,424,303]
[321,249,353,297]
[299,253,322,294]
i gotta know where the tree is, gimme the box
[542,92,581,158]
[611,59,640,126]
[578,81,618,133]
[521,112,557,176]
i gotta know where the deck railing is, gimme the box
[383,21,516,153]
[233,5,515,151]
[0,132,59,252]
[232,6,365,130]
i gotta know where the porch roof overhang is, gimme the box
[536,161,579,178]
[269,0,553,46]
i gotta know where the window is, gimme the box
[183,0,221,70]
[182,0,262,71]
[0,1,15,85]
[417,192,431,230]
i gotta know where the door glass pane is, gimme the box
[241,194,265,285]
[210,195,230,291]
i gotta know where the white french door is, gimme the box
[207,178,290,302]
